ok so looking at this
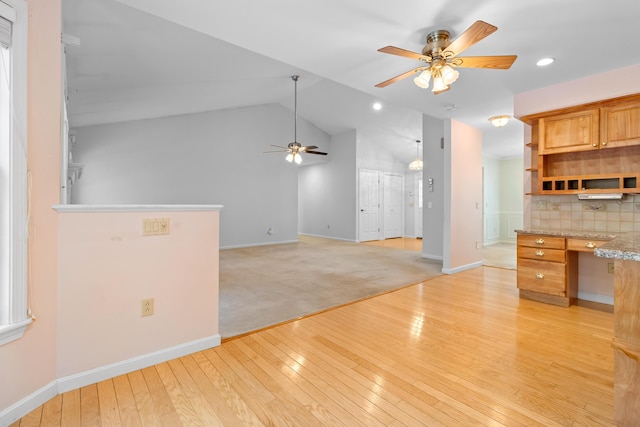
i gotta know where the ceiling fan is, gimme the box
[376,20,517,94]
[264,75,328,164]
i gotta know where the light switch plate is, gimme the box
[143,218,169,236]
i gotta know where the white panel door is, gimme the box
[384,173,403,239]
[358,170,380,242]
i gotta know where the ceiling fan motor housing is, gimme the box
[422,30,451,58]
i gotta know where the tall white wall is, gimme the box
[483,156,524,244]
[422,115,445,260]
[298,130,357,240]
[443,119,483,273]
[71,103,331,248]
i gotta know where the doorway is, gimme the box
[383,173,403,239]
[358,170,404,242]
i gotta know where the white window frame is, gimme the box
[0,0,30,346]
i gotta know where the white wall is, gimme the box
[443,119,483,273]
[483,156,524,244]
[298,130,357,240]
[71,104,331,248]
[483,156,501,243]
[422,115,445,260]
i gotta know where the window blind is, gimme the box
[0,15,11,48]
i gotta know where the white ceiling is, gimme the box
[62,0,640,162]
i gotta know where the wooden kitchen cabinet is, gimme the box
[601,99,640,149]
[520,93,640,195]
[516,234,578,307]
[539,109,599,154]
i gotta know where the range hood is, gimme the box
[577,193,624,200]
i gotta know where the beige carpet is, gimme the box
[219,235,442,338]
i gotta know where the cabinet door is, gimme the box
[517,259,566,296]
[601,101,640,149]
[539,109,599,154]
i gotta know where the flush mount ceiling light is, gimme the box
[489,115,510,127]
[372,102,382,110]
[536,57,555,66]
[375,20,517,95]
[408,140,423,171]
[263,76,328,164]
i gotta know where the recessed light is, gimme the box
[536,57,555,67]
[372,102,382,110]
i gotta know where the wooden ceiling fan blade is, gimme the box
[378,46,431,62]
[301,145,318,151]
[454,55,517,69]
[305,150,328,155]
[375,66,427,88]
[269,144,290,149]
[263,150,289,153]
[444,20,497,57]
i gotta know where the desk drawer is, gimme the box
[518,234,565,249]
[517,258,566,296]
[517,246,565,262]
[566,238,610,252]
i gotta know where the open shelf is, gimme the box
[539,174,639,194]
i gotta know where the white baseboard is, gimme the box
[299,233,356,242]
[442,261,483,275]
[0,335,221,426]
[578,291,614,305]
[221,240,298,250]
[58,335,221,393]
[0,381,57,427]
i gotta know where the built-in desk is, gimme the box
[517,230,640,425]
[515,229,615,306]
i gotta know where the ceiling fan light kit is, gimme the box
[376,21,517,95]
[264,75,328,163]
[489,115,510,127]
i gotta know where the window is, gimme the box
[0,0,29,346]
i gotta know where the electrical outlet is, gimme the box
[141,298,154,317]
[143,218,169,236]
[608,263,614,274]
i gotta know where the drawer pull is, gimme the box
[536,273,545,279]
[592,143,598,147]
[585,242,596,249]
[535,250,545,257]
[535,238,545,245]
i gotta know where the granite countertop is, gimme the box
[515,229,617,240]
[516,229,640,262]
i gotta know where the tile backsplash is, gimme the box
[529,194,640,233]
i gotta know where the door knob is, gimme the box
[360,209,364,212]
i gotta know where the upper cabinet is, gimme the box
[539,109,599,154]
[520,93,640,195]
[600,99,640,149]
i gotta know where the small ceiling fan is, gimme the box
[264,75,328,164]
[376,20,517,94]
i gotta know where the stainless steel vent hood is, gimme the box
[577,193,624,200]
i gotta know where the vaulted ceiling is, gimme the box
[62,0,640,162]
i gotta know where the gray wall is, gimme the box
[298,130,357,240]
[421,115,445,260]
[71,103,331,248]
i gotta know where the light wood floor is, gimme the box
[13,267,614,426]
[360,237,423,251]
